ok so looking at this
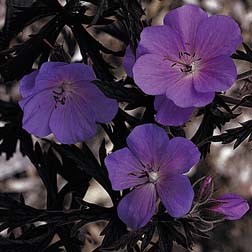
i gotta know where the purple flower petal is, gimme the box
[20,70,38,98]
[123,46,135,78]
[126,124,170,168]
[49,95,96,144]
[19,89,54,137]
[133,54,183,95]
[75,82,118,123]
[117,184,156,229]
[137,25,184,57]
[164,4,208,54]
[105,148,148,190]
[194,56,237,93]
[133,54,215,107]
[195,15,242,59]
[157,174,194,217]
[159,137,200,176]
[34,62,68,90]
[39,62,68,74]
[35,63,94,91]
[211,194,249,220]
[52,63,95,82]
[165,75,215,107]
[154,95,194,126]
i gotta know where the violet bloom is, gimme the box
[19,62,118,144]
[133,4,242,108]
[105,124,200,229]
[123,46,194,126]
[210,194,249,220]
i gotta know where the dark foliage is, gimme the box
[192,95,239,158]
[0,0,250,251]
[211,120,252,149]
[0,0,143,82]
[232,43,252,63]
[0,100,33,159]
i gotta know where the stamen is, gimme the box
[53,90,63,96]
[166,51,201,74]
[53,86,66,106]
[148,171,159,184]
[128,171,147,178]
[184,65,192,72]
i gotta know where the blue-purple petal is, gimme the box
[157,174,194,217]
[164,4,208,54]
[133,54,183,96]
[49,94,96,144]
[20,89,54,137]
[136,25,184,58]
[211,194,249,220]
[193,56,237,93]
[158,137,200,176]
[123,46,135,78]
[126,124,170,169]
[165,75,215,108]
[154,95,194,126]
[195,15,242,59]
[117,184,156,229]
[105,148,148,190]
[75,82,118,123]
[20,70,38,98]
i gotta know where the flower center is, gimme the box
[148,171,159,184]
[52,82,72,107]
[164,51,201,75]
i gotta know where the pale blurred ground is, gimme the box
[1,0,252,251]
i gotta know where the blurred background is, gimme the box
[1,0,252,251]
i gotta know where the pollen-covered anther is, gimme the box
[148,171,159,183]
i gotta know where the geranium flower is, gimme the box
[209,194,249,220]
[133,4,242,108]
[19,62,118,144]
[105,124,200,229]
[123,46,194,126]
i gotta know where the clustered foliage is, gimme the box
[0,1,251,252]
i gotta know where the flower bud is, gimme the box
[209,194,249,220]
[197,176,213,203]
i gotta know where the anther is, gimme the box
[148,171,159,183]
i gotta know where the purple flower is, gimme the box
[123,46,194,126]
[19,62,118,144]
[105,124,200,229]
[195,176,213,203]
[210,194,249,220]
[133,4,242,108]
